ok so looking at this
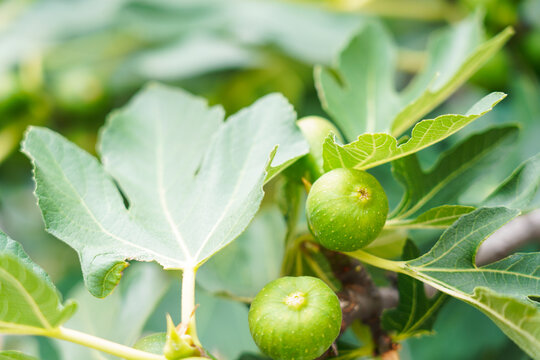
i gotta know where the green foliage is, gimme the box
[315,22,399,138]
[0,3,538,359]
[0,351,38,360]
[382,240,447,339]
[55,264,170,359]
[322,92,505,171]
[484,153,540,209]
[387,205,475,229]
[197,206,286,299]
[22,83,307,298]
[0,231,76,332]
[316,13,513,140]
[391,125,519,219]
[353,207,540,359]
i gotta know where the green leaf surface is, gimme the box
[406,207,536,301]
[386,205,475,229]
[350,207,540,358]
[322,92,505,171]
[197,206,286,299]
[0,231,76,333]
[56,263,170,360]
[484,153,540,209]
[382,240,447,339]
[22,83,308,297]
[0,352,38,360]
[471,287,540,359]
[315,22,400,140]
[391,125,518,219]
[391,16,513,136]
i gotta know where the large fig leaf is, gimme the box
[315,21,399,140]
[22,83,308,297]
[391,17,513,136]
[350,207,540,359]
[315,13,512,140]
[0,231,76,333]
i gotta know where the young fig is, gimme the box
[289,116,343,182]
[306,168,388,252]
[248,276,342,360]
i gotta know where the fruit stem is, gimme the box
[346,250,407,274]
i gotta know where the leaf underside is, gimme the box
[22,83,308,297]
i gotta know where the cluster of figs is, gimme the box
[248,117,389,360]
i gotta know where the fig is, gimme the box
[248,276,341,360]
[306,168,388,251]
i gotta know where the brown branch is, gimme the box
[321,249,398,358]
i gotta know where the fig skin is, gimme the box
[248,276,342,360]
[306,168,388,252]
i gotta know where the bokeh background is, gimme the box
[0,0,539,359]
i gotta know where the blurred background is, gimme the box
[0,0,538,359]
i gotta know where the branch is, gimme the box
[322,249,398,357]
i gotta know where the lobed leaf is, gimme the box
[391,125,518,219]
[315,13,512,141]
[22,83,308,297]
[0,231,76,332]
[350,207,540,358]
[315,21,400,140]
[322,92,505,171]
[391,17,513,136]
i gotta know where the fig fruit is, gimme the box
[248,276,342,360]
[306,168,388,251]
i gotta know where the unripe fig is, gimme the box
[248,276,342,360]
[306,168,388,252]
[285,116,343,182]
[297,116,343,170]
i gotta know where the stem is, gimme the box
[51,327,165,360]
[346,250,407,274]
[181,267,196,325]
